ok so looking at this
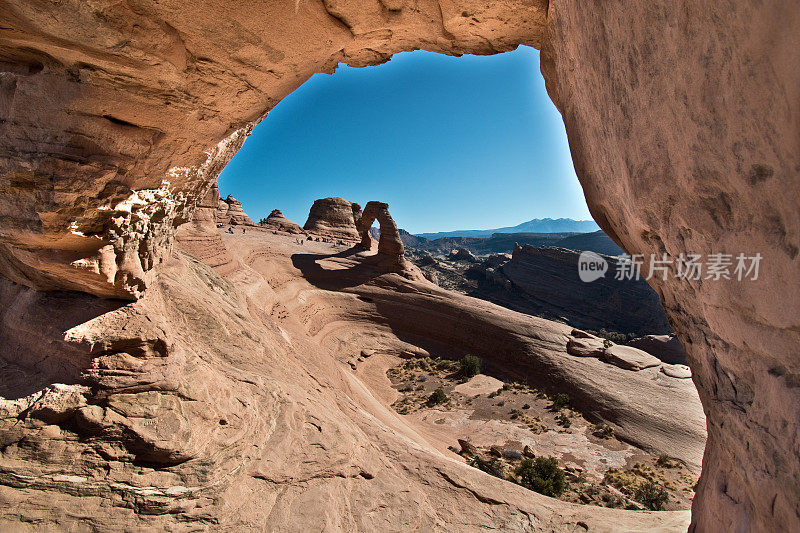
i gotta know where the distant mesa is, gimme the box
[260,209,303,234]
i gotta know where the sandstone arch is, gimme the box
[0,1,797,531]
[355,201,406,269]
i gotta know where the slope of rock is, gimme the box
[0,227,701,531]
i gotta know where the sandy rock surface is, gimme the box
[0,226,703,530]
[0,0,797,530]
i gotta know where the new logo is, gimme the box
[578,251,608,282]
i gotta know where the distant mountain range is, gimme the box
[404,230,623,256]
[415,218,600,239]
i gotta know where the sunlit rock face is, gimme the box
[0,0,797,530]
[303,197,362,240]
[541,1,800,530]
[216,195,256,226]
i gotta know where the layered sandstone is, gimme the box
[260,209,303,234]
[216,195,255,226]
[303,197,361,240]
[0,0,797,530]
[0,228,703,531]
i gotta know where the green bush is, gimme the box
[515,457,566,497]
[459,354,481,380]
[635,481,669,510]
[427,388,448,406]
[551,393,570,410]
[587,328,632,344]
[556,413,571,428]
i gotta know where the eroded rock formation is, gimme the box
[303,197,361,240]
[260,209,303,234]
[216,195,255,226]
[0,0,797,530]
[355,201,407,269]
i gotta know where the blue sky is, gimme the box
[218,46,591,234]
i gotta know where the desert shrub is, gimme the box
[601,491,625,508]
[592,423,615,439]
[635,481,669,510]
[427,388,448,406]
[515,457,566,497]
[656,455,679,469]
[459,354,481,379]
[556,413,571,428]
[587,328,631,344]
[551,393,571,410]
[603,468,638,495]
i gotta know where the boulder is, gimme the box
[485,253,512,267]
[661,364,693,379]
[601,345,662,371]
[419,254,437,266]
[449,248,478,262]
[566,337,605,357]
[570,329,597,339]
[457,439,479,457]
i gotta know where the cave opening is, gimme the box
[216,46,589,235]
[214,45,680,341]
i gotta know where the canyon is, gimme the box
[0,1,798,531]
